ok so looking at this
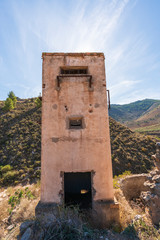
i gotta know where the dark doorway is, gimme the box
[64,172,92,209]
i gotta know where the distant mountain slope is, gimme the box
[109,99,160,123]
[0,99,156,186]
[127,103,160,129]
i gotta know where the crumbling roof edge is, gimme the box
[42,52,104,57]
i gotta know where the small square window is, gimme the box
[68,117,84,130]
[69,118,82,129]
[67,116,85,130]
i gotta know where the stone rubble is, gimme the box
[20,227,33,240]
[120,174,149,200]
[20,220,34,235]
[140,142,160,225]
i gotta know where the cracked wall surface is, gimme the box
[41,53,114,204]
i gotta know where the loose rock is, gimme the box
[20,221,34,234]
[21,227,32,240]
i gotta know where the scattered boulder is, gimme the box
[21,227,33,240]
[152,142,160,169]
[119,143,160,225]
[140,142,160,225]
[20,221,34,235]
[141,171,160,225]
[7,224,14,231]
[120,174,149,200]
[152,175,160,183]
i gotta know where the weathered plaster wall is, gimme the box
[41,53,114,203]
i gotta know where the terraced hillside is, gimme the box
[0,99,156,186]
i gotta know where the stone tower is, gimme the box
[37,52,119,227]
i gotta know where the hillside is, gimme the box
[109,117,155,175]
[0,99,41,186]
[126,103,160,137]
[0,99,156,186]
[109,99,160,123]
[109,99,160,139]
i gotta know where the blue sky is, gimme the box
[0,0,160,104]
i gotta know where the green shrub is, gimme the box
[24,187,35,200]
[9,189,23,207]
[35,97,42,108]
[14,180,19,184]
[19,169,24,174]
[34,169,41,178]
[3,170,19,184]
[1,165,12,173]
[123,223,137,237]
[8,91,17,107]
[133,219,160,239]
[3,97,14,111]
[113,170,131,189]
[8,188,35,214]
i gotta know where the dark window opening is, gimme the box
[69,118,82,129]
[61,68,87,75]
[64,172,92,209]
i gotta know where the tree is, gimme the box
[8,91,17,107]
[3,97,14,111]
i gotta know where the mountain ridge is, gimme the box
[109,99,160,122]
[109,98,160,138]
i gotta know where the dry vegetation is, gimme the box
[114,188,160,240]
[0,182,160,240]
[0,183,40,239]
[0,98,159,239]
[0,99,156,187]
[109,117,156,176]
[0,99,41,186]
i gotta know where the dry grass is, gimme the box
[114,189,140,229]
[0,183,40,239]
[11,198,39,223]
[1,183,159,240]
[9,183,40,223]
[0,189,11,227]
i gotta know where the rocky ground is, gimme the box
[0,175,160,240]
[0,98,159,239]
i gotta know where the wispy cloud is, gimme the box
[8,0,131,99]
[0,0,160,102]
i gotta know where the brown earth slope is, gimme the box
[0,99,156,186]
[110,117,156,175]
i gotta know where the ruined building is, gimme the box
[36,52,119,227]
